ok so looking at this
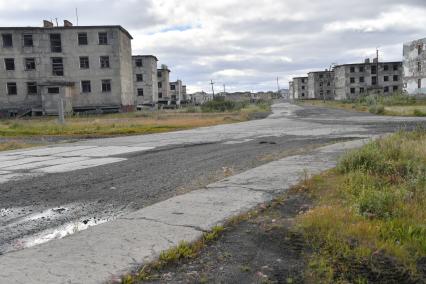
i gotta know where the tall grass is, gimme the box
[298,131,426,282]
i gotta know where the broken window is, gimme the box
[81,80,91,93]
[2,34,12,47]
[51,57,64,76]
[350,77,355,84]
[350,88,355,94]
[157,71,162,78]
[135,59,143,67]
[359,66,364,72]
[7,82,17,95]
[48,87,59,94]
[100,56,110,68]
[384,76,389,82]
[393,86,398,91]
[301,93,305,97]
[359,77,365,83]
[393,75,399,82]
[360,87,365,93]
[350,67,355,73]
[137,88,144,96]
[384,86,389,93]
[383,65,389,71]
[393,64,399,71]
[80,56,90,69]
[98,32,108,45]
[4,58,15,70]
[102,79,111,92]
[418,62,422,72]
[50,34,62,52]
[372,76,377,85]
[25,58,36,70]
[158,92,163,98]
[371,65,377,74]
[418,79,422,89]
[171,84,176,90]
[301,86,305,90]
[158,82,162,88]
[27,82,37,94]
[23,34,33,47]
[78,33,88,45]
[136,74,143,82]
[319,74,323,79]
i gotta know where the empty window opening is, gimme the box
[418,62,422,72]
[350,88,355,94]
[137,88,144,96]
[383,65,389,71]
[51,57,64,76]
[78,33,88,45]
[102,79,111,92]
[2,34,12,47]
[50,34,62,52]
[100,56,110,68]
[98,32,108,45]
[393,86,398,91]
[384,86,389,93]
[372,76,377,85]
[48,87,59,94]
[393,64,399,71]
[359,77,365,83]
[23,34,33,47]
[136,74,143,82]
[418,79,422,89]
[393,75,399,82]
[158,82,162,88]
[7,82,17,95]
[350,77,355,84]
[27,82,37,95]
[81,80,91,93]
[80,56,89,69]
[4,58,15,70]
[371,65,377,74]
[384,76,389,82]
[135,59,143,67]
[25,58,36,70]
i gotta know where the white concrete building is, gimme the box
[403,38,426,96]
[157,65,170,105]
[0,20,134,117]
[170,80,183,105]
[132,55,158,106]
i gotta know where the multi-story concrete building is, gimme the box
[132,55,158,107]
[334,59,403,100]
[157,65,170,105]
[308,71,334,100]
[169,80,183,105]
[292,77,308,99]
[403,38,426,96]
[0,20,134,116]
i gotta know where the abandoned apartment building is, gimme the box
[403,38,426,96]
[0,20,135,116]
[132,55,159,108]
[307,70,334,100]
[292,77,308,99]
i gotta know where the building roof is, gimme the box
[308,70,334,74]
[334,61,402,68]
[132,55,159,61]
[0,25,133,39]
[293,76,308,79]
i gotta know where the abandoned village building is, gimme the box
[132,55,158,106]
[307,70,334,100]
[403,38,426,96]
[292,77,308,99]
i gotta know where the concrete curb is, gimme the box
[0,138,371,284]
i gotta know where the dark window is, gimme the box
[27,82,37,94]
[359,66,364,72]
[50,34,62,52]
[301,93,305,97]
[384,86,389,93]
[135,59,143,67]
[319,82,323,87]
[51,57,64,76]
[350,88,355,94]
[48,87,60,94]
[301,86,305,90]
[4,58,15,70]
[301,78,305,83]
[327,81,331,86]
[319,74,323,79]
[393,75,399,82]
[383,65,389,71]
[360,87,365,93]
[80,56,89,69]
[78,33,88,45]
[393,86,398,91]
[393,64,399,71]
[384,76,389,82]
[7,82,17,95]
[359,77,365,83]
[100,56,110,68]
[98,32,108,45]
[157,71,162,78]
[418,45,423,55]
[158,82,162,88]
[350,67,355,73]
[137,88,144,96]
[372,76,377,85]
[136,74,143,82]
[350,77,355,83]
[418,62,422,72]
[418,79,422,89]
[371,65,377,74]
[23,34,33,47]
[158,92,163,98]
[171,84,176,90]
[81,80,91,93]
[25,58,36,70]
[2,34,12,47]
[102,79,111,92]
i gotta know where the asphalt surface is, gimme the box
[1,102,425,255]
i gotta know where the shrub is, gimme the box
[368,104,385,115]
[201,98,241,112]
[414,109,426,117]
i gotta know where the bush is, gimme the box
[368,104,385,115]
[201,98,244,112]
[414,109,426,117]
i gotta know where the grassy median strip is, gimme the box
[300,94,426,116]
[0,102,270,138]
[297,131,426,283]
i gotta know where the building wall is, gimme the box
[133,55,158,105]
[170,80,182,105]
[293,77,308,99]
[308,71,334,100]
[334,61,403,100]
[403,38,426,96]
[157,66,170,101]
[0,25,133,114]
[288,81,294,100]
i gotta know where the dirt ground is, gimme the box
[139,193,312,284]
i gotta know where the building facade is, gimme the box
[334,59,403,100]
[132,55,158,106]
[308,71,334,100]
[157,65,170,105]
[0,21,134,116]
[403,38,426,96]
[288,81,294,100]
[169,80,183,105]
[292,77,308,99]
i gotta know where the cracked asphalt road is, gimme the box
[1,102,425,255]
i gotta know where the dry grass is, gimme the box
[297,131,426,283]
[0,141,38,152]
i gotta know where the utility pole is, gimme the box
[210,80,215,99]
[223,84,226,95]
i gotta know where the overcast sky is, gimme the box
[0,0,425,93]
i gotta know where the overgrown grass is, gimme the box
[297,131,426,283]
[201,98,271,113]
[300,93,426,116]
[0,141,37,152]
[0,105,269,138]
